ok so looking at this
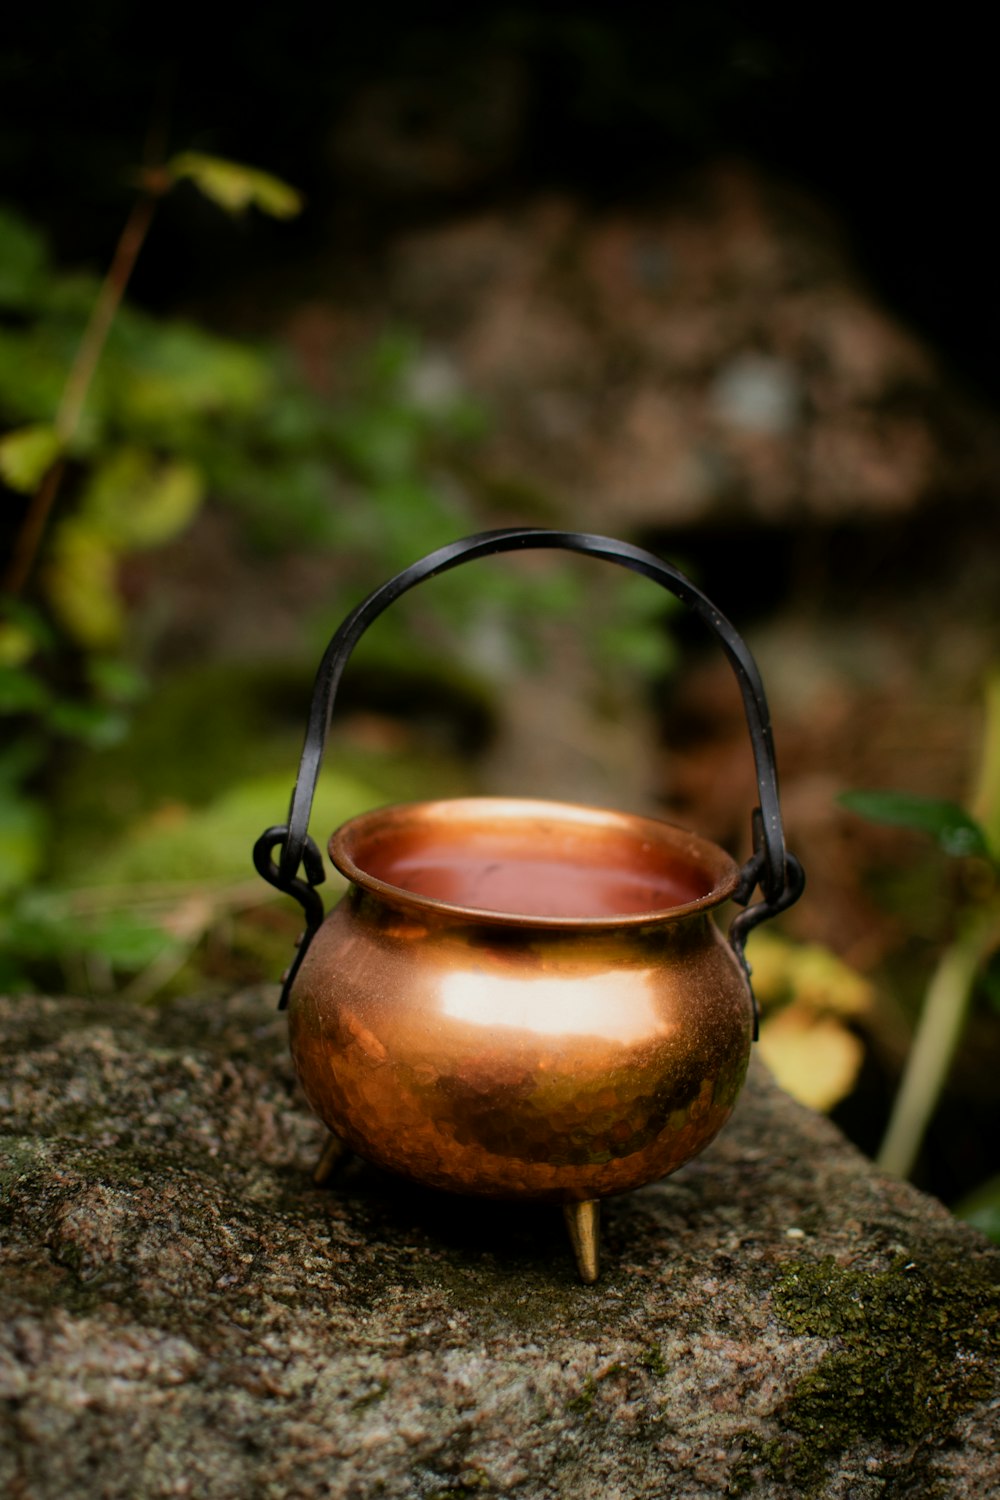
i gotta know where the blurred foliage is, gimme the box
[839,677,1000,1230]
[0,195,678,995]
[164,152,304,220]
[839,789,991,861]
[953,1174,1000,1244]
[0,766,378,998]
[749,929,874,1114]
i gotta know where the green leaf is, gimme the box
[596,619,677,679]
[0,423,61,492]
[0,786,46,893]
[214,454,339,549]
[0,664,51,714]
[0,327,79,428]
[1,889,175,970]
[86,911,176,968]
[86,770,381,886]
[87,656,148,705]
[81,449,203,548]
[0,736,45,787]
[953,1173,1000,1244]
[838,789,991,859]
[0,598,56,654]
[0,205,50,307]
[333,405,423,483]
[168,152,303,220]
[46,699,131,747]
[107,319,271,438]
[45,520,124,647]
[0,623,38,669]
[366,328,420,389]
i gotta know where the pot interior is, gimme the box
[330,798,740,926]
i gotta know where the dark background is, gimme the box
[2,5,996,404]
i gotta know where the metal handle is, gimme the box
[254,527,804,1019]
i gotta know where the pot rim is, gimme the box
[328,796,742,930]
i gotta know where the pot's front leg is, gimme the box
[313,1129,351,1186]
[563,1200,601,1284]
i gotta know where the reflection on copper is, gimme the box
[439,967,665,1045]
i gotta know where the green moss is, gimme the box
[0,1136,47,1190]
[427,1470,492,1497]
[729,1252,1000,1496]
[566,1374,596,1416]
[426,1484,490,1500]
[565,1361,627,1419]
[639,1345,669,1378]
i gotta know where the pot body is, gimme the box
[287,798,754,1203]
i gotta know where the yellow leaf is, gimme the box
[758,1005,865,1112]
[81,449,204,548]
[0,424,60,493]
[0,793,46,892]
[45,520,124,647]
[0,623,36,668]
[167,152,303,220]
[746,929,874,1018]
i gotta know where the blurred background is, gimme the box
[2,5,998,1228]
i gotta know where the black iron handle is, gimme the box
[254,528,804,1017]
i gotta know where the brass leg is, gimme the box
[563,1200,601,1284]
[313,1130,351,1186]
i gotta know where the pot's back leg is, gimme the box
[313,1129,352,1186]
[563,1200,601,1284]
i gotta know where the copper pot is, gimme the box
[255,530,804,1281]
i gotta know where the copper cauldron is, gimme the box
[255,530,804,1281]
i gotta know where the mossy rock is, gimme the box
[1,992,998,1499]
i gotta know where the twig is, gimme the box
[3,457,67,597]
[4,188,161,595]
[56,190,160,447]
[62,876,272,914]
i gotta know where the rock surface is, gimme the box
[1,991,998,1499]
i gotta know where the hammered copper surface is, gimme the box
[288,799,753,1204]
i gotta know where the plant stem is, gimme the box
[3,189,160,596]
[3,457,67,597]
[877,902,999,1179]
[878,673,1000,1180]
[56,190,159,446]
[971,671,1000,859]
